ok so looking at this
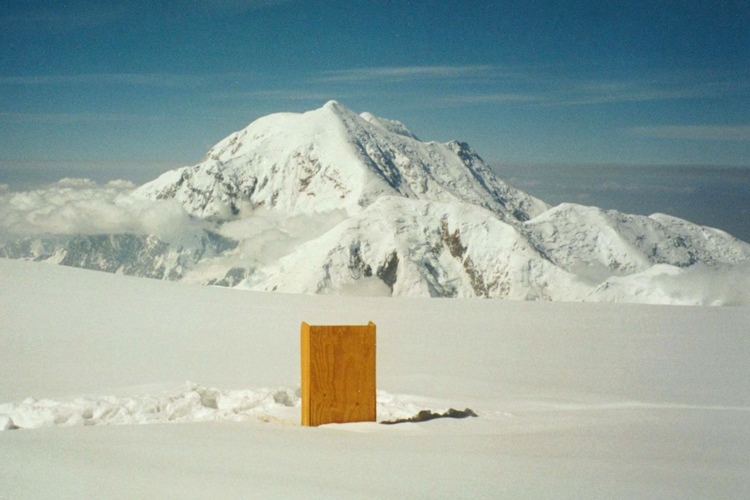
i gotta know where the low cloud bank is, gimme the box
[590,262,750,307]
[0,178,199,243]
[0,179,350,271]
[217,208,348,266]
[652,262,750,307]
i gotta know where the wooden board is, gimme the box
[301,322,376,427]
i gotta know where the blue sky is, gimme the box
[1,0,749,186]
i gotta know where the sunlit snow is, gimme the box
[1,258,748,498]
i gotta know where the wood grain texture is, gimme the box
[301,322,376,427]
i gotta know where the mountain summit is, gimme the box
[3,102,750,304]
[134,100,547,222]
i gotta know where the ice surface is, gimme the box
[1,259,749,498]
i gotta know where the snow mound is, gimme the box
[0,384,298,429]
[0,383,444,430]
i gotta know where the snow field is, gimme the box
[1,258,749,498]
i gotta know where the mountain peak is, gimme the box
[134,102,548,221]
[322,99,345,110]
[319,100,358,121]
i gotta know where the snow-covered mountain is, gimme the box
[0,232,236,280]
[3,101,750,304]
[133,100,548,222]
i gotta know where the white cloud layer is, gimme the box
[212,208,348,267]
[0,178,198,243]
[316,65,496,83]
[0,179,349,271]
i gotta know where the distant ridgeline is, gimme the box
[2,101,749,305]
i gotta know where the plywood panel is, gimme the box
[301,322,376,427]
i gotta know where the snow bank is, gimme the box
[0,383,436,430]
[0,384,298,430]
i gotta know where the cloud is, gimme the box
[595,181,696,195]
[441,93,542,105]
[0,73,209,87]
[0,112,159,124]
[0,178,345,270]
[210,89,345,102]
[319,65,748,108]
[590,262,750,306]
[0,179,199,243]
[553,78,714,105]
[216,209,348,266]
[629,125,750,142]
[0,176,349,271]
[307,64,749,113]
[651,262,750,307]
[448,78,738,108]
[315,65,497,83]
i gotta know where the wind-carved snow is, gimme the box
[2,101,750,304]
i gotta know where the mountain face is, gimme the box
[3,101,750,305]
[133,101,547,222]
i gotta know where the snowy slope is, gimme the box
[218,197,748,304]
[236,197,582,299]
[1,259,749,498]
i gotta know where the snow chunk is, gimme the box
[0,384,301,429]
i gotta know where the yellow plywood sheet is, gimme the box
[301,322,376,427]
